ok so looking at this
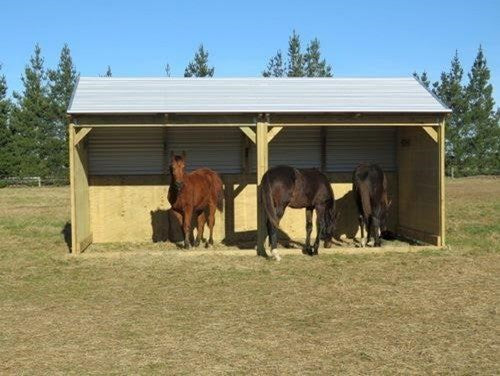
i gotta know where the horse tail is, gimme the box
[359,188,372,218]
[216,176,224,212]
[261,172,280,229]
[210,171,224,212]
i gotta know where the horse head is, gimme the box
[169,151,187,184]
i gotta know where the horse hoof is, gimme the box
[271,249,281,261]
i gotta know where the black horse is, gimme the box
[261,165,336,260]
[352,163,391,247]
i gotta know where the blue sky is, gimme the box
[1,0,499,104]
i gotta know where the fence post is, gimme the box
[37,177,42,187]
[451,167,454,179]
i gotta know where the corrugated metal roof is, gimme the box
[67,77,451,114]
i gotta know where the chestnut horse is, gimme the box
[168,152,224,249]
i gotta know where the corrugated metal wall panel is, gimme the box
[326,127,396,171]
[249,127,322,171]
[165,127,242,174]
[88,128,165,175]
[270,127,322,168]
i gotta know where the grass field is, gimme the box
[0,177,498,374]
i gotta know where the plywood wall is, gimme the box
[89,172,398,246]
[89,175,224,243]
[397,127,440,245]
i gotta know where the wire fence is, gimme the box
[0,176,69,188]
[446,166,500,178]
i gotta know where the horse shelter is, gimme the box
[67,77,450,253]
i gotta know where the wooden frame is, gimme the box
[69,122,92,253]
[256,118,269,256]
[69,112,447,254]
[439,119,446,246]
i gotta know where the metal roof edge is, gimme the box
[67,75,81,114]
[412,75,451,113]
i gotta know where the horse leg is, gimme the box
[267,219,278,253]
[182,206,193,249]
[359,214,367,247]
[366,216,374,247]
[312,206,325,255]
[269,205,285,261]
[194,212,206,247]
[206,204,216,247]
[304,208,313,255]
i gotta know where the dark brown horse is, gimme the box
[168,152,224,249]
[352,163,390,247]
[261,165,336,260]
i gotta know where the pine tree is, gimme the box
[263,32,333,78]
[287,30,304,77]
[413,71,431,89]
[0,64,13,176]
[184,44,214,77]
[433,51,468,171]
[104,65,112,77]
[10,44,54,177]
[464,46,499,174]
[304,38,332,77]
[165,63,171,77]
[47,43,79,177]
[262,50,285,77]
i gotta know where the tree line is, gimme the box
[413,46,499,175]
[0,31,498,179]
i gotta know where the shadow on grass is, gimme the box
[61,221,71,253]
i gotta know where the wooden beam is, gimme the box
[271,113,445,127]
[73,127,92,145]
[267,126,283,142]
[256,119,269,256]
[398,226,440,246]
[439,120,446,246]
[239,126,256,143]
[74,113,446,128]
[68,123,77,253]
[320,127,327,172]
[76,114,256,127]
[423,126,438,142]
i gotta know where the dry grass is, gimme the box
[0,178,498,374]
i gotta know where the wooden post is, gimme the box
[69,122,77,253]
[256,117,269,256]
[439,119,446,246]
[320,126,327,172]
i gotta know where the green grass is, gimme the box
[0,178,498,374]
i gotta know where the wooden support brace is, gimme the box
[239,126,256,144]
[267,126,283,142]
[74,127,92,145]
[423,126,438,142]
